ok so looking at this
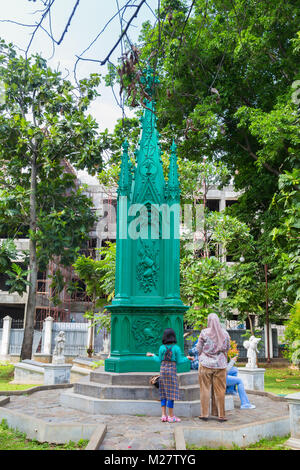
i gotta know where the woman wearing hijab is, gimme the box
[197,313,231,422]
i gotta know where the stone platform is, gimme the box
[13,360,72,386]
[59,369,234,417]
[0,385,291,449]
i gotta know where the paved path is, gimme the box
[2,387,289,450]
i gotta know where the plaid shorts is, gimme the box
[159,361,179,401]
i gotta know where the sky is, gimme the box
[0,0,158,133]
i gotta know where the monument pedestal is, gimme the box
[44,363,72,385]
[285,392,300,450]
[13,360,72,385]
[237,367,265,391]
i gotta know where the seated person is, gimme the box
[226,356,256,409]
[187,340,199,370]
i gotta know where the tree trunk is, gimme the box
[247,313,254,336]
[87,298,95,357]
[21,153,37,360]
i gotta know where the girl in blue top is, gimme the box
[147,328,192,423]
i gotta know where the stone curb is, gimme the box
[285,437,300,450]
[0,383,73,396]
[0,396,10,406]
[0,386,104,449]
[174,414,291,450]
[85,424,107,450]
[174,427,186,450]
[245,389,286,401]
[0,403,98,444]
[173,390,291,450]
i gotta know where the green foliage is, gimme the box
[0,40,102,257]
[223,261,264,327]
[73,242,116,332]
[181,254,228,330]
[0,239,30,296]
[4,262,31,296]
[270,169,300,306]
[0,239,18,272]
[97,117,140,187]
[133,0,299,330]
[0,39,105,358]
[205,211,254,260]
[180,210,258,329]
[284,303,300,364]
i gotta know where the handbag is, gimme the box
[149,375,160,389]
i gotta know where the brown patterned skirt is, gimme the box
[159,361,180,401]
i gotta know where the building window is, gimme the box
[206,199,220,212]
[0,273,10,291]
[226,200,237,208]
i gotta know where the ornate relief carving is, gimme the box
[132,318,162,350]
[136,240,159,292]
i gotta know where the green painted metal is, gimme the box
[105,68,190,373]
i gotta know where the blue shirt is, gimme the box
[153,344,187,365]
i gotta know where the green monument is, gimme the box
[105,68,190,373]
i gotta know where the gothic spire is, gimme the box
[132,66,165,204]
[167,140,180,201]
[118,139,130,196]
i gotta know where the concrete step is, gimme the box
[73,381,200,402]
[60,388,234,417]
[89,370,199,387]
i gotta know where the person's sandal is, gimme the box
[161,415,168,422]
[198,416,208,421]
[168,415,181,423]
[218,417,228,422]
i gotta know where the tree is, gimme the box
[181,210,255,330]
[73,242,116,353]
[0,40,104,359]
[181,254,228,331]
[132,0,299,328]
[283,302,300,367]
[136,0,299,213]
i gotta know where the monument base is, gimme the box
[12,360,72,386]
[44,364,72,385]
[237,367,265,391]
[105,355,191,373]
[285,392,300,449]
[59,369,234,417]
[105,304,189,373]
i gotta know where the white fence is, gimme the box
[0,315,108,360]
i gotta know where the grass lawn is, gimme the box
[0,362,34,391]
[187,434,291,450]
[0,419,88,450]
[263,367,300,396]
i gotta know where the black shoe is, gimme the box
[198,416,208,421]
